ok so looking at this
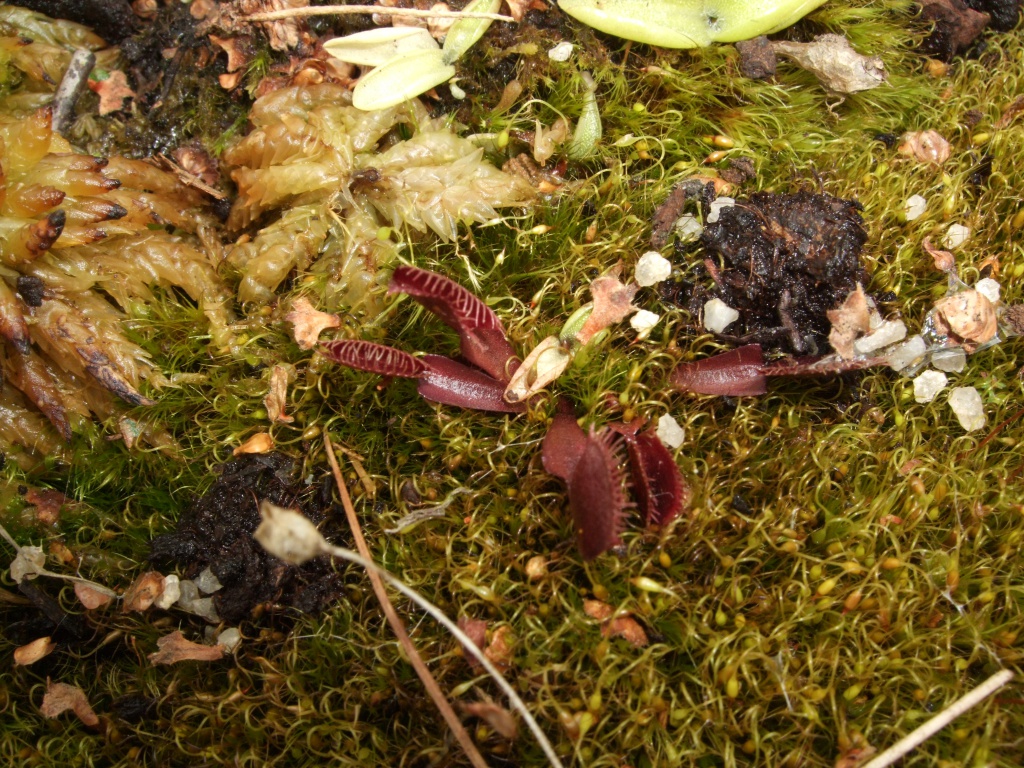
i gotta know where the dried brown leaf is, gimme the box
[602,616,649,647]
[932,290,998,348]
[122,571,165,613]
[503,335,570,404]
[74,581,115,610]
[583,599,614,621]
[87,70,135,116]
[24,488,67,526]
[462,700,518,739]
[458,615,487,669]
[234,432,274,455]
[264,365,294,423]
[575,271,638,345]
[898,130,951,165]
[40,680,99,727]
[922,236,956,272]
[827,284,870,359]
[285,297,340,350]
[148,631,225,665]
[209,34,253,73]
[484,625,514,672]
[14,636,55,666]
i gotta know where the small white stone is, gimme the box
[931,347,966,372]
[706,196,735,224]
[635,251,672,287]
[974,277,1001,304]
[178,579,199,604]
[196,567,223,594]
[630,309,660,337]
[703,298,740,334]
[944,223,970,249]
[853,319,907,355]
[885,334,927,371]
[547,42,574,61]
[904,194,927,221]
[913,370,947,403]
[674,214,703,240]
[449,82,466,100]
[948,386,986,431]
[217,627,242,653]
[154,574,181,610]
[656,415,685,449]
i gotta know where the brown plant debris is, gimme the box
[122,571,165,613]
[827,284,871,360]
[918,0,992,60]
[150,453,346,623]
[148,631,225,665]
[771,34,886,93]
[462,699,518,739]
[74,581,114,610]
[898,130,951,165]
[24,488,68,525]
[285,297,341,350]
[40,680,100,727]
[584,599,649,647]
[692,191,868,355]
[13,635,55,666]
[86,69,135,115]
[264,365,294,423]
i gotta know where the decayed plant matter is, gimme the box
[0,12,233,465]
[223,82,535,305]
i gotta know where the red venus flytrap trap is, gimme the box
[320,265,690,560]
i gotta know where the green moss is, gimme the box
[3,1,1024,766]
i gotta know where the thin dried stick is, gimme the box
[247,5,513,22]
[861,669,1014,768]
[323,439,489,768]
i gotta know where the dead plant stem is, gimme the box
[323,438,489,768]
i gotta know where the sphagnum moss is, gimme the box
[2,0,1024,766]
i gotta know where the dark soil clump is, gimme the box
[695,191,868,355]
[150,453,347,623]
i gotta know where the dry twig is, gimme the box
[323,438,490,768]
[861,669,1014,768]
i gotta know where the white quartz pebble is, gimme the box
[904,194,927,221]
[948,386,986,431]
[853,319,907,355]
[913,370,947,403]
[885,334,927,371]
[656,414,685,449]
[703,298,740,334]
[154,574,180,610]
[217,627,242,653]
[931,347,966,372]
[944,223,970,249]
[196,567,223,594]
[975,277,1001,304]
[630,309,660,337]
[674,214,703,240]
[635,251,672,287]
[547,42,574,61]
[706,196,735,223]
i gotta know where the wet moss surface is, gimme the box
[2,1,1024,766]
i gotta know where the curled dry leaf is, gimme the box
[772,34,886,93]
[264,365,294,424]
[932,290,998,347]
[234,432,274,455]
[148,631,225,665]
[462,700,518,739]
[922,236,956,272]
[40,680,100,727]
[827,284,871,359]
[503,335,571,404]
[122,571,165,613]
[10,545,46,583]
[74,581,115,610]
[898,129,951,165]
[14,636,55,666]
[286,297,340,350]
